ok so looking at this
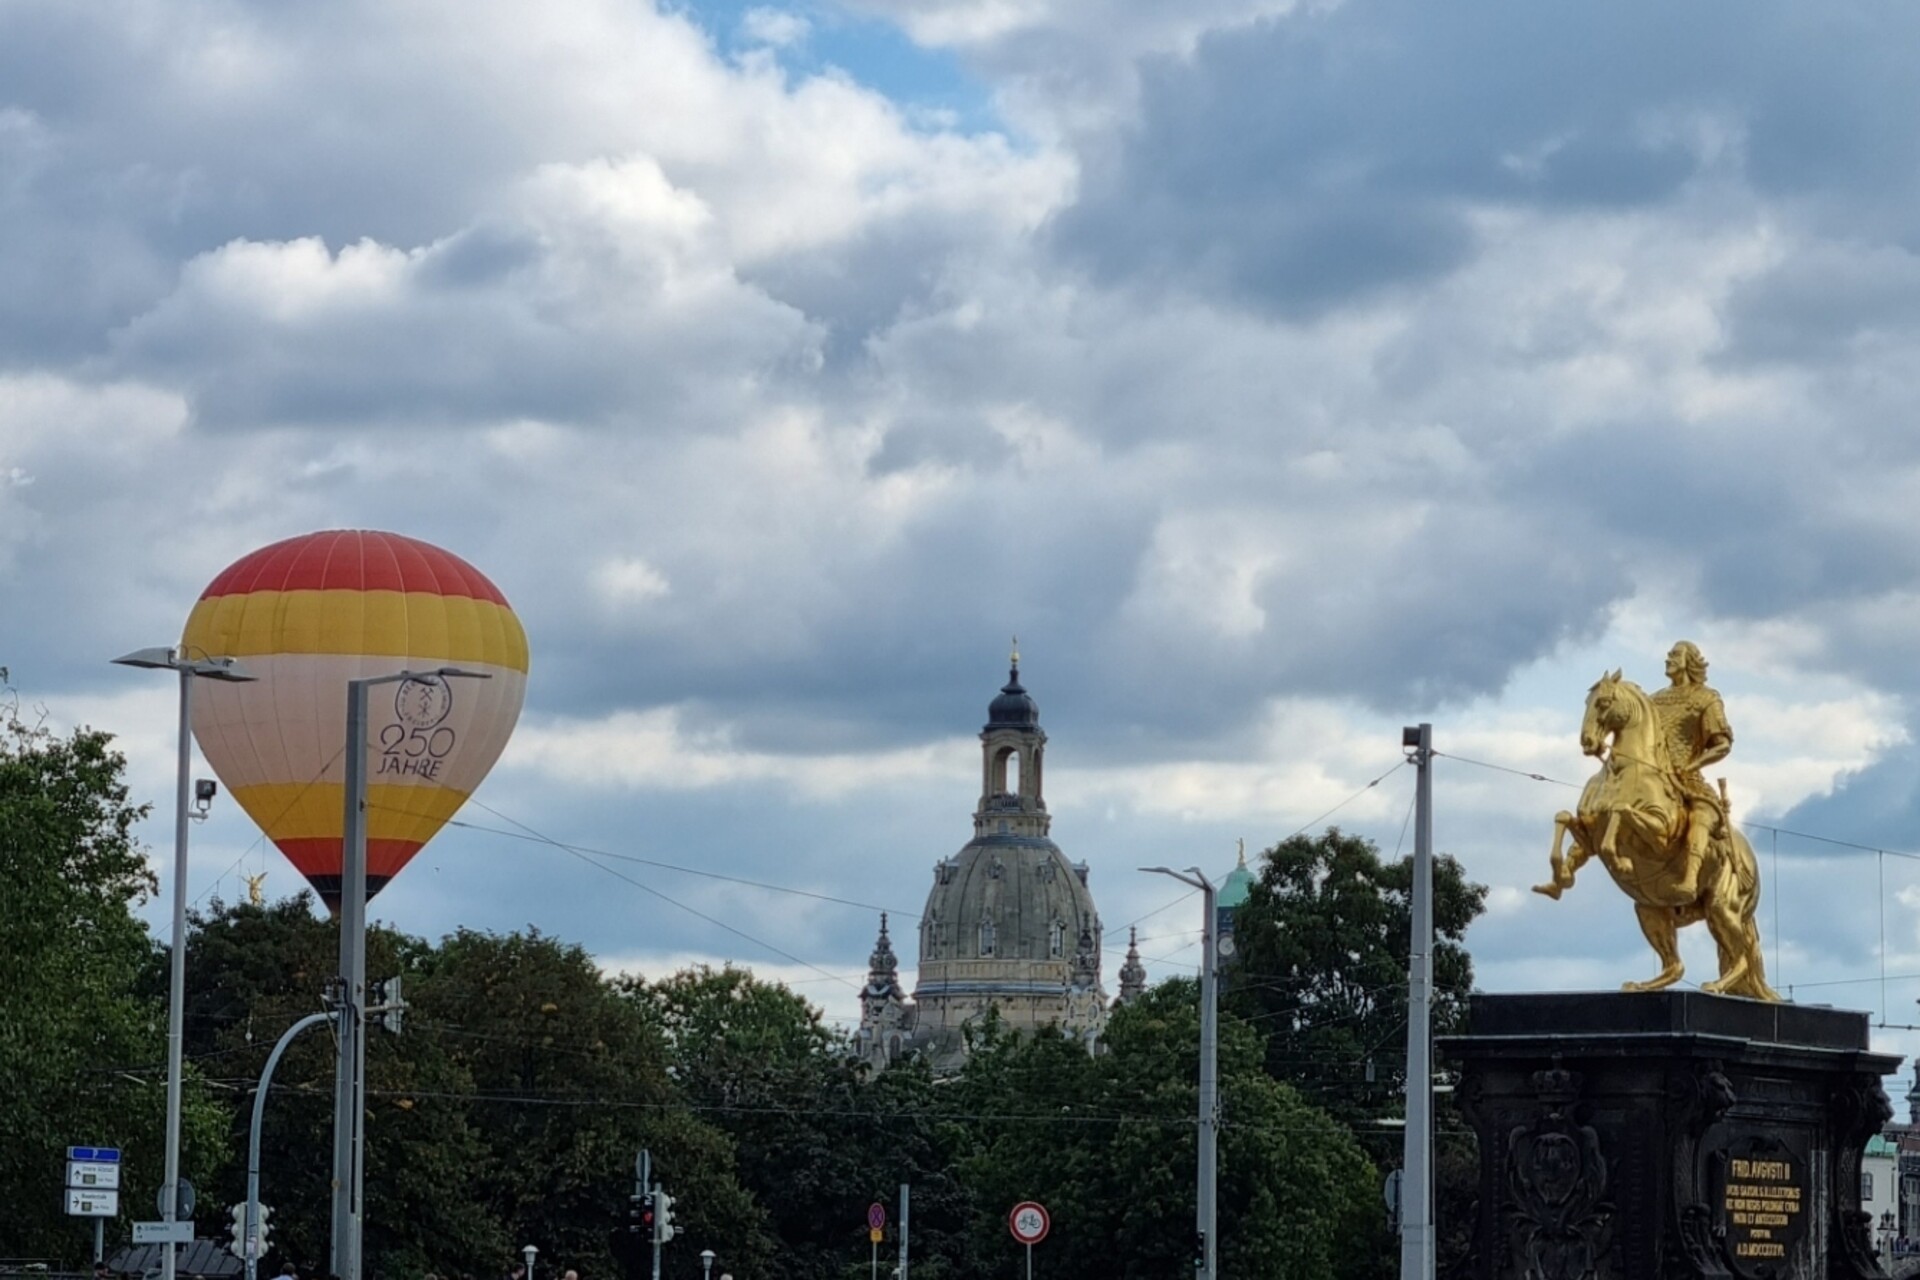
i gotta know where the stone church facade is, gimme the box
[854,659,1122,1073]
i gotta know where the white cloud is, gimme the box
[505,706,974,798]
[739,8,811,47]
[11,0,1920,1033]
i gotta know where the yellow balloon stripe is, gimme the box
[231,781,473,844]
[183,590,530,671]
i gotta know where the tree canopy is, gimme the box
[2,681,1481,1280]
[0,698,226,1260]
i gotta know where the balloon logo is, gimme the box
[181,530,529,912]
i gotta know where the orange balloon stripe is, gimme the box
[201,529,511,606]
[230,781,471,846]
[183,590,530,671]
[277,836,427,883]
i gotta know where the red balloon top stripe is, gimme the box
[199,530,511,606]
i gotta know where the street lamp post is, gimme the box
[1141,865,1217,1280]
[522,1244,538,1280]
[699,1249,715,1280]
[330,668,489,1280]
[113,648,255,1280]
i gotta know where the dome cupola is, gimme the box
[985,651,1039,730]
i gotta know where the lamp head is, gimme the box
[112,647,179,670]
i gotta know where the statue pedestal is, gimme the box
[1442,992,1898,1280]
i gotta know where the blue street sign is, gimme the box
[67,1148,122,1162]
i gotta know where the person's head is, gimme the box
[1666,641,1707,685]
[280,1265,297,1278]
[511,1265,526,1279]
[563,1270,578,1280]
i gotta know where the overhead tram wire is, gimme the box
[349,754,1398,989]
[155,743,348,944]
[446,795,924,919]
[506,827,861,991]
[1435,748,1920,862]
[1122,758,1410,934]
[1434,744,1920,1006]
[409,796,1195,962]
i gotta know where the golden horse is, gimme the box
[1533,671,1778,1001]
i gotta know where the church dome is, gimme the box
[906,657,1107,1069]
[985,665,1039,729]
[918,833,1101,975]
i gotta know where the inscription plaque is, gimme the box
[1714,1135,1809,1278]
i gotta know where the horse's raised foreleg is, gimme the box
[1623,904,1685,992]
[1535,811,1586,899]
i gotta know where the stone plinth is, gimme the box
[1441,992,1899,1280]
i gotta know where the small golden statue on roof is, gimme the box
[244,871,268,906]
[1533,641,1779,1001]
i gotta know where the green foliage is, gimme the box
[634,966,952,1280]
[0,682,1494,1280]
[414,932,772,1280]
[1226,827,1489,1278]
[946,982,1382,1280]
[0,697,226,1262]
[178,897,503,1278]
[1227,828,1486,1126]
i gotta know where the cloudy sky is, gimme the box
[9,0,1920,1078]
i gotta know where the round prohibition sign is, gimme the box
[1008,1201,1050,1245]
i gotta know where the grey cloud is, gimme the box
[1719,243,1920,366]
[1048,0,1920,316]
[101,232,821,432]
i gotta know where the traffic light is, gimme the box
[228,1204,246,1257]
[256,1204,272,1256]
[628,1193,655,1237]
[655,1191,675,1244]
[1193,1230,1206,1270]
[370,976,406,1033]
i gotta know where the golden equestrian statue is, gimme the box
[1533,641,1779,1001]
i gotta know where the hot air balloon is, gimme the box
[181,530,529,911]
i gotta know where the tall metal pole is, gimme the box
[1140,865,1217,1280]
[161,669,193,1280]
[249,1012,333,1280]
[897,1182,909,1280]
[112,649,253,1280]
[328,669,485,1280]
[651,1182,662,1280]
[331,679,370,1280]
[1400,724,1435,1280]
[1197,875,1219,1280]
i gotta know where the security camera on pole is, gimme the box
[112,647,255,1280]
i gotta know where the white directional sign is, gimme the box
[134,1221,196,1244]
[66,1146,123,1217]
[68,1160,122,1190]
[66,1189,119,1218]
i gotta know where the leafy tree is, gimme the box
[1227,828,1488,1278]
[636,966,962,1280]
[415,932,774,1280]
[1226,828,1486,1127]
[0,695,225,1261]
[174,896,502,1279]
[948,983,1381,1280]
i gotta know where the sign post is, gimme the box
[1008,1202,1049,1280]
[867,1203,886,1280]
[66,1147,122,1264]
